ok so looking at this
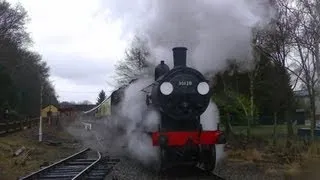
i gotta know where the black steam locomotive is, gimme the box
[110,47,225,172]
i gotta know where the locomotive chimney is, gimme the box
[172,47,187,67]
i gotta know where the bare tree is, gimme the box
[114,35,152,86]
[248,33,264,137]
[255,0,297,139]
[289,0,320,141]
[79,100,92,105]
[262,0,320,141]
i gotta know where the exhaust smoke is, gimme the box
[118,77,160,165]
[64,77,161,166]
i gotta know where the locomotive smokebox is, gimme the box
[172,47,187,67]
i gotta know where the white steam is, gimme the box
[142,0,274,73]
[64,78,161,165]
[118,77,160,165]
[200,101,226,166]
[104,0,274,73]
[200,101,220,131]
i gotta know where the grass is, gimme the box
[227,148,263,162]
[283,143,320,180]
[229,124,308,137]
[0,125,79,180]
[225,124,320,179]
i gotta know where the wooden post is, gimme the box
[39,83,43,142]
[29,117,32,128]
[20,118,23,130]
[16,120,18,131]
[5,121,8,133]
[48,111,52,126]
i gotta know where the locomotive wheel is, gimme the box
[201,145,216,172]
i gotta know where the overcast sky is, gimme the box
[8,0,134,103]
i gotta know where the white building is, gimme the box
[294,90,320,126]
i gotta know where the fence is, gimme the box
[0,118,39,135]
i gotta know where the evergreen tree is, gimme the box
[213,52,293,127]
[96,90,106,105]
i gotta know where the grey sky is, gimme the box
[9,0,130,103]
[48,54,115,85]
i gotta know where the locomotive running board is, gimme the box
[141,83,155,93]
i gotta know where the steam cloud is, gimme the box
[64,78,161,166]
[118,77,160,165]
[104,0,274,72]
[142,0,273,72]
[67,0,274,170]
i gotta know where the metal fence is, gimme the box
[0,118,39,135]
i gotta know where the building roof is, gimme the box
[42,104,58,109]
[58,104,96,112]
[73,104,96,111]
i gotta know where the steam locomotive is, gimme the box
[110,47,225,172]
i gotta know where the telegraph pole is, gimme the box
[39,82,43,142]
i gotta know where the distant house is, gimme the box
[73,104,96,112]
[41,105,59,118]
[294,89,309,97]
[294,89,320,124]
[58,103,96,119]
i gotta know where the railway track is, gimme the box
[196,166,225,180]
[20,148,120,180]
[158,165,225,180]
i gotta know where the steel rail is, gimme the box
[72,150,102,180]
[196,166,225,180]
[20,147,90,179]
